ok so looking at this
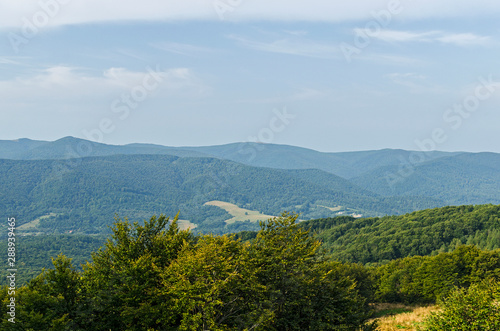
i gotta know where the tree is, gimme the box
[81,213,193,330]
[163,234,271,330]
[425,281,500,330]
[0,254,81,330]
[249,212,373,330]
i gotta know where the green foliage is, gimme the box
[352,152,500,206]
[163,234,270,330]
[81,214,193,330]
[0,254,81,330]
[425,281,500,330]
[1,212,374,330]
[0,154,443,235]
[247,213,373,330]
[0,234,105,286]
[312,204,500,264]
[375,245,500,304]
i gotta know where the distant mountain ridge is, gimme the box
[1,137,499,235]
[0,136,463,178]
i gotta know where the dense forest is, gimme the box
[2,206,500,329]
[0,154,442,235]
[4,204,500,287]
[2,137,500,237]
[0,214,376,330]
[0,235,105,286]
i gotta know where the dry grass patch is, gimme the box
[204,200,275,224]
[177,219,197,230]
[370,303,439,331]
[17,213,57,230]
[317,204,343,212]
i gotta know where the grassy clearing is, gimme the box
[369,303,439,331]
[17,213,57,230]
[204,201,275,224]
[317,204,343,212]
[177,219,197,230]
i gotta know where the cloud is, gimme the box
[0,56,24,65]
[2,0,500,28]
[237,87,328,104]
[361,30,438,43]
[229,35,338,59]
[436,33,491,46]
[361,29,492,46]
[387,72,426,86]
[359,54,426,66]
[0,66,208,101]
[152,42,216,56]
[386,72,447,94]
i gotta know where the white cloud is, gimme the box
[357,53,427,66]
[152,42,216,56]
[362,30,438,43]
[237,87,328,104]
[0,57,21,64]
[386,72,447,94]
[0,66,207,101]
[362,29,492,46]
[229,35,338,59]
[436,33,491,46]
[2,0,500,28]
[387,72,426,87]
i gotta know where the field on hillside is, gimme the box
[177,219,198,230]
[204,200,276,224]
[370,304,438,331]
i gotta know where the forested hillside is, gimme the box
[3,210,500,330]
[0,235,105,286]
[0,214,377,330]
[2,138,499,213]
[0,154,442,235]
[0,137,459,179]
[303,204,500,264]
[352,152,500,205]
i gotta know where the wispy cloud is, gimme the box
[0,66,208,101]
[238,87,328,104]
[436,33,491,46]
[228,35,338,59]
[2,0,500,27]
[357,54,427,66]
[0,57,22,65]
[152,42,216,56]
[387,72,426,87]
[361,29,492,46]
[386,72,447,94]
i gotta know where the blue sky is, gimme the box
[1,0,500,152]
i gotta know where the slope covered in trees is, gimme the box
[352,152,500,205]
[0,137,458,180]
[0,214,375,330]
[4,210,500,329]
[303,204,500,264]
[0,154,442,235]
[0,235,105,286]
[2,137,499,213]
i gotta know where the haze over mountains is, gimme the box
[1,137,499,234]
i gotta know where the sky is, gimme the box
[1,0,500,153]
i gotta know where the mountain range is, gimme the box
[1,137,499,234]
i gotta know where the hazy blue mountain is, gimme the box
[0,137,208,160]
[188,143,460,179]
[0,137,460,179]
[351,152,500,205]
[1,137,497,221]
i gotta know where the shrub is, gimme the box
[425,281,500,330]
